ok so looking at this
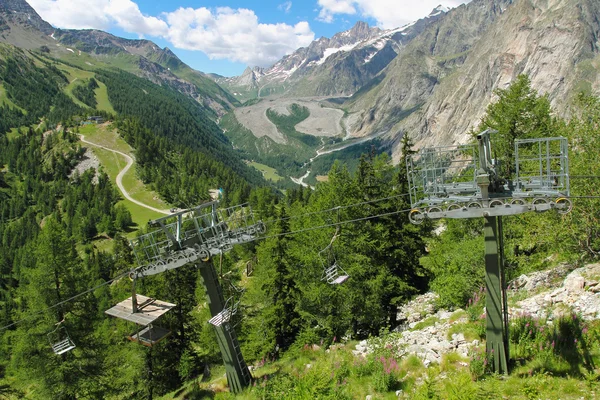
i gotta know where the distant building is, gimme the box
[87,116,104,124]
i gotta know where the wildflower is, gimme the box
[575,338,578,343]
[551,341,555,348]
[333,336,337,343]
[525,323,530,328]
[583,327,589,334]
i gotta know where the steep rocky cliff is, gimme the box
[344,0,600,161]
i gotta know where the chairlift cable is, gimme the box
[0,270,131,332]
[257,192,412,226]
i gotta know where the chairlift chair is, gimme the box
[48,325,76,355]
[208,296,240,327]
[321,252,350,285]
[319,230,349,285]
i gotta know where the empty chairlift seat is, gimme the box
[323,262,349,285]
[208,297,239,327]
[48,325,76,355]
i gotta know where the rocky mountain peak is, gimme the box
[330,21,381,48]
[0,0,53,34]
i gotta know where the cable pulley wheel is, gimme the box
[555,197,573,214]
[409,209,424,225]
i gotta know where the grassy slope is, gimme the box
[78,124,167,231]
[94,80,115,114]
[248,161,283,182]
[159,292,600,400]
[0,82,25,112]
[58,64,95,109]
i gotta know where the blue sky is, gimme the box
[27,0,469,77]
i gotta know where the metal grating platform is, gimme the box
[105,295,176,326]
[128,325,171,347]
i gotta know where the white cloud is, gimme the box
[105,0,168,37]
[27,0,314,68]
[316,0,356,23]
[317,0,470,29]
[27,0,166,35]
[164,7,314,66]
[28,0,111,30]
[278,1,293,14]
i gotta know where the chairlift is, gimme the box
[319,228,349,285]
[208,295,241,327]
[105,294,176,347]
[48,324,76,355]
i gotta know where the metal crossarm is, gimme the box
[407,134,571,224]
[129,202,265,273]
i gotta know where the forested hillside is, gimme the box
[2,3,600,394]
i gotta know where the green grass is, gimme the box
[80,126,166,207]
[118,200,162,235]
[7,127,23,140]
[121,166,169,209]
[94,80,115,114]
[79,123,132,154]
[412,316,439,331]
[56,64,96,108]
[79,124,168,230]
[248,161,283,182]
[0,83,26,112]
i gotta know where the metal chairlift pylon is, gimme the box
[48,322,76,355]
[406,129,572,374]
[104,200,263,392]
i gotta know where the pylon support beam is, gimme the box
[484,216,509,374]
[197,260,251,393]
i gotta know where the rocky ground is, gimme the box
[233,97,345,144]
[353,263,600,367]
[69,147,100,183]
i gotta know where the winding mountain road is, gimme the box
[80,135,170,215]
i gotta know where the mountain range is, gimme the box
[215,0,600,163]
[1,0,600,177]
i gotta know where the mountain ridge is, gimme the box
[0,0,239,115]
[213,10,450,100]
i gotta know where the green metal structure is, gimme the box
[105,201,264,392]
[407,129,571,373]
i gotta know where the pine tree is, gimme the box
[258,206,301,353]
[480,74,554,176]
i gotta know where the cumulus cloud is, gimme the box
[317,0,469,29]
[27,0,314,68]
[316,0,357,23]
[163,7,313,66]
[27,0,167,35]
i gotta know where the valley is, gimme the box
[233,96,346,144]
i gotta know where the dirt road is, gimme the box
[80,135,170,215]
